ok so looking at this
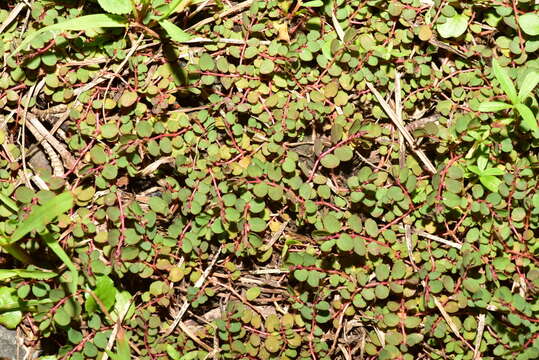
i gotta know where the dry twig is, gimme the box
[433,296,474,352]
[160,245,223,340]
[366,81,437,174]
[473,313,486,360]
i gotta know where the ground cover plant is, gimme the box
[0,0,538,359]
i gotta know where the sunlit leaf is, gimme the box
[12,14,127,56]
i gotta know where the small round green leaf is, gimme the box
[199,53,215,71]
[119,91,137,108]
[53,307,71,326]
[246,287,261,301]
[260,59,275,75]
[294,269,308,281]
[249,217,266,232]
[437,14,469,38]
[519,13,539,36]
[321,154,340,169]
[334,146,353,162]
[100,123,118,139]
[323,214,341,233]
[336,234,353,251]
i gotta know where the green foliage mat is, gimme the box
[0,0,538,359]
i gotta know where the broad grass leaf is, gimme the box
[519,13,539,36]
[0,269,57,281]
[437,14,469,38]
[12,14,127,56]
[515,103,539,132]
[331,11,345,43]
[467,165,482,176]
[518,71,539,102]
[97,0,132,15]
[477,101,512,112]
[0,240,33,265]
[159,20,193,42]
[479,175,502,193]
[477,157,488,172]
[10,192,73,244]
[481,167,505,176]
[40,230,79,293]
[0,192,19,213]
[492,58,518,104]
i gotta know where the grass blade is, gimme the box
[491,58,518,104]
[40,230,79,294]
[0,269,57,281]
[0,192,19,213]
[518,71,539,102]
[157,0,190,20]
[159,20,193,42]
[477,101,512,112]
[0,239,33,264]
[10,192,73,244]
